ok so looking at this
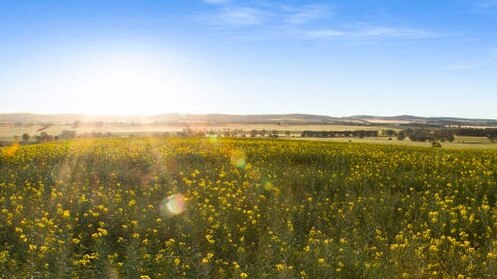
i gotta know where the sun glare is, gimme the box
[39,45,211,115]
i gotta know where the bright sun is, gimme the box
[38,45,211,115]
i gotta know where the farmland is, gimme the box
[2,138,497,278]
[0,123,390,142]
[295,136,497,150]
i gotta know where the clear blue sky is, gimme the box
[1,0,497,118]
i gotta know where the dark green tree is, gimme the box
[22,133,30,142]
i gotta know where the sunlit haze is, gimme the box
[1,0,497,118]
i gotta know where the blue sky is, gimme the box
[1,0,497,118]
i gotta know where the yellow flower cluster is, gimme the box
[1,137,497,277]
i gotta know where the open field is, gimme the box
[0,124,395,142]
[3,124,496,150]
[2,138,497,278]
[294,136,497,149]
[3,123,496,151]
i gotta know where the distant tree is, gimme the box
[38,132,53,142]
[406,128,432,142]
[60,130,77,139]
[250,130,257,138]
[434,129,455,142]
[285,130,291,137]
[13,135,19,142]
[260,129,267,137]
[397,131,406,141]
[356,130,366,139]
[22,133,30,142]
[384,129,398,137]
[446,134,455,143]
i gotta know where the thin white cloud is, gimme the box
[472,0,497,13]
[478,0,497,9]
[355,26,440,39]
[303,29,345,38]
[282,5,328,25]
[196,2,443,41]
[211,7,266,26]
[203,0,230,5]
[198,3,328,28]
[300,26,440,39]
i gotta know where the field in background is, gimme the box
[2,124,496,149]
[2,138,497,278]
[0,123,393,141]
[295,136,497,149]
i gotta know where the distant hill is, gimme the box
[1,113,497,127]
[0,113,349,125]
[351,115,497,126]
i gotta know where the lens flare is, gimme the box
[160,194,186,217]
[207,134,219,144]
[230,150,246,169]
[5,143,20,157]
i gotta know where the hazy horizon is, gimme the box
[3,111,497,122]
[3,111,497,121]
[2,0,497,118]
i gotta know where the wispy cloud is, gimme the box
[282,5,329,25]
[203,0,230,5]
[198,2,328,28]
[300,26,441,40]
[355,26,440,39]
[478,0,497,9]
[210,7,267,26]
[302,29,345,38]
[196,1,444,42]
[472,0,497,13]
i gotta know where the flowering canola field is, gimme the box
[1,138,497,278]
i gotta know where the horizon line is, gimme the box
[1,111,497,121]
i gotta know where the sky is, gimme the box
[1,0,497,118]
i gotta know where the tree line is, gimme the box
[13,130,114,144]
[454,128,497,141]
[401,127,497,142]
[301,130,379,138]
